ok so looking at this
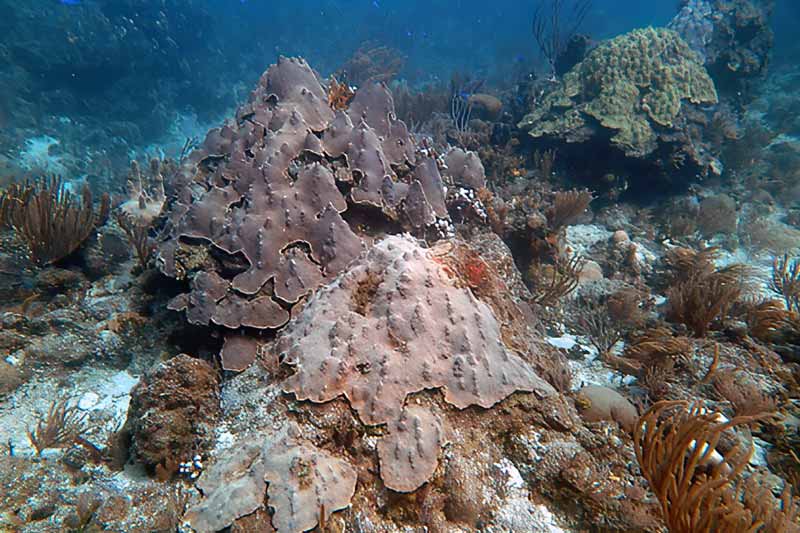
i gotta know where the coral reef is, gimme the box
[519,27,720,180]
[158,57,450,370]
[3,9,800,528]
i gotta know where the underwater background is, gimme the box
[1,0,796,179]
[1,0,800,532]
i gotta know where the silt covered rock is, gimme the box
[125,354,220,474]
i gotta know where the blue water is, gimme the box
[0,0,794,177]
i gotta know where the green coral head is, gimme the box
[518,27,718,158]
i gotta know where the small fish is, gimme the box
[372,0,380,7]
[59,0,81,5]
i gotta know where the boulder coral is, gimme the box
[519,27,718,160]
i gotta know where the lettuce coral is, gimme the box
[278,234,555,491]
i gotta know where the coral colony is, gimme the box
[1,0,799,532]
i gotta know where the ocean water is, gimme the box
[1,1,799,532]
[0,0,794,168]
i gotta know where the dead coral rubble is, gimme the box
[157,57,450,371]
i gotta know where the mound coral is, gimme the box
[278,234,555,491]
[157,57,450,370]
[518,27,718,163]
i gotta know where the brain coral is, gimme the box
[158,57,451,371]
[518,27,718,158]
[278,234,555,491]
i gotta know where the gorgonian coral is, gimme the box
[0,177,109,265]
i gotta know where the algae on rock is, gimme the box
[519,27,718,159]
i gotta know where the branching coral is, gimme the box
[594,327,696,400]
[547,188,593,231]
[0,177,109,265]
[531,0,592,78]
[391,81,449,133]
[634,401,799,533]
[664,247,749,337]
[336,42,405,87]
[572,295,625,357]
[120,159,169,226]
[528,254,584,306]
[114,210,153,270]
[697,194,737,237]
[743,299,795,342]
[741,216,800,255]
[532,148,557,179]
[712,369,779,418]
